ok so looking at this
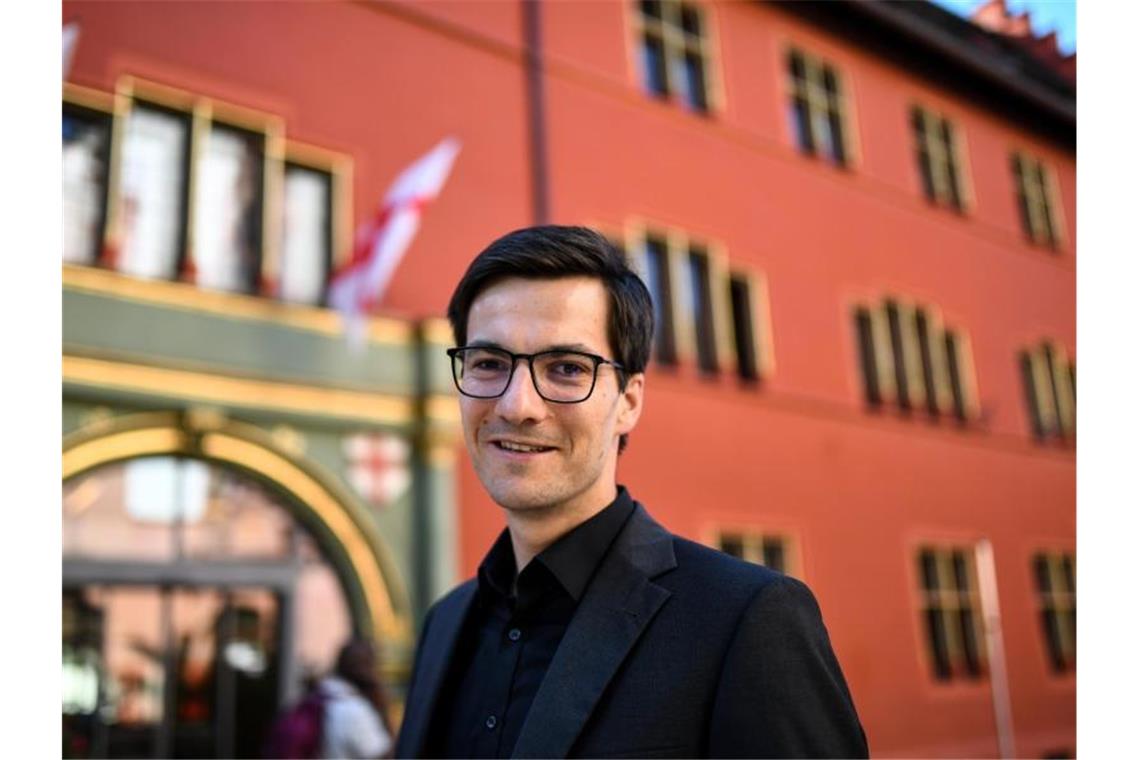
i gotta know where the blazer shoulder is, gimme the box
[425,577,477,620]
[669,534,788,592]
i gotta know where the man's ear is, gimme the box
[615,372,645,437]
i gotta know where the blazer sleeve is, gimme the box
[707,576,869,759]
[394,603,436,757]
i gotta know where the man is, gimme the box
[396,226,867,758]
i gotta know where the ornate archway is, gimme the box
[63,410,412,646]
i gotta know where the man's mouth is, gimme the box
[492,440,556,454]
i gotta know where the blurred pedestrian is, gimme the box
[263,637,392,759]
[318,637,393,759]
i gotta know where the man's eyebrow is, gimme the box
[544,343,600,354]
[462,340,602,354]
[464,339,506,350]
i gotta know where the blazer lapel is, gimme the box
[511,505,677,758]
[397,582,476,758]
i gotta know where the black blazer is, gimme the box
[396,503,868,758]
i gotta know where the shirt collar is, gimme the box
[537,486,635,601]
[475,485,636,609]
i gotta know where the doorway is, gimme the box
[63,456,356,759]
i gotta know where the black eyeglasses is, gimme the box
[446,346,625,404]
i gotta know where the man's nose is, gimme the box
[495,359,548,422]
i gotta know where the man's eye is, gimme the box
[551,361,589,377]
[471,358,507,372]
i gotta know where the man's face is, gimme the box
[459,276,644,517]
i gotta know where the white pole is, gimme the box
[976,539,1016,759]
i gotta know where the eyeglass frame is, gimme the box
[445,345,627,404]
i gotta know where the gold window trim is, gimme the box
[63,263,411,344]
[62,353,420,428]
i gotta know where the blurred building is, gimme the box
[61,1,1074,757]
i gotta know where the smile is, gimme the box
[492,440,556,453]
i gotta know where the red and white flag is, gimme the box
[329,137,461,346]
[63,21,80,80]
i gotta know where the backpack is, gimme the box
[262,687,327,759]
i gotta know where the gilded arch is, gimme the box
[62,410,413,648]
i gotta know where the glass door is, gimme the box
[63,585,283,760]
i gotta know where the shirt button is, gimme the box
[508,628,522,642]
[485,715,498,730]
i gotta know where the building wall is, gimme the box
[63,1,1074,756]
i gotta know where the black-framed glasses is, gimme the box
[446,346,625,404]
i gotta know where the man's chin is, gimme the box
[483,481,564,514]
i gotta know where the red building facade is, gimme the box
[63,1,1074,757]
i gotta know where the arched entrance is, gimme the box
[62,411,411,759]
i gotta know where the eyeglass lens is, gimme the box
[452,348,598,402]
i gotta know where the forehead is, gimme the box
[467,276,611,353]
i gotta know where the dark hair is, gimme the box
[447,225,654,452]
[334,636,392,735]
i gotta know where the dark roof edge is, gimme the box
[844,0,1075,125]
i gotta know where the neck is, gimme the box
[505,483,618,571]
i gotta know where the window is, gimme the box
[917,547,986,681]
[912,106,967,211]
[786,48,850,166]
[1012,152,1063,248]
[728,274,760,381]
[717,531,793,575]
[628,225,769,380]
[193,121,266,294]
[191,123,262,292]
[854,299,974,421]
[640,234,678,365]
[62,80,350,310]
[686,246,717,373]
[1032,552,1075,673]
[63,100,113,265]
[635,0,713,113]
[943,330,970,421]
[115,100,193,281]
[278,162,334,305]
[1020,342,1075,441]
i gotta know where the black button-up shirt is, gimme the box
[423,487,636,758]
